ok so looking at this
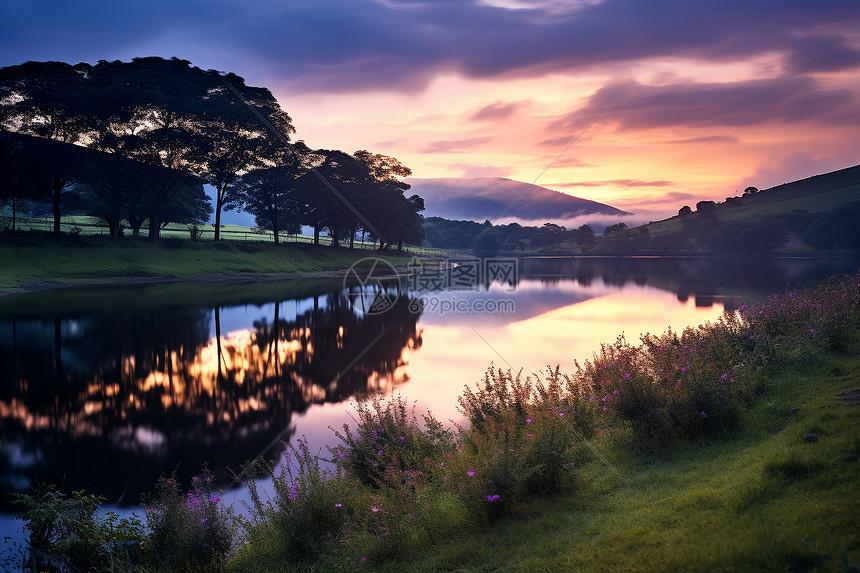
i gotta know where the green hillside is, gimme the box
[644,164,860,255]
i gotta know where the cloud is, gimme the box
[449,163,513,178]
[551,179,674,188]
[553,77,859,131]
[469,100,529,121]
[3,0,860,93]
[421,136,494,153]
[666,135,739,145]
[785,35,860,74]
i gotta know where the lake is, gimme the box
[1,256,857,538]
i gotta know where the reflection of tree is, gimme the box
[519,257,859,309]
[0,294,422,509]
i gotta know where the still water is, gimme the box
[1,256,857,534]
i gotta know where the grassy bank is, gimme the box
[0,232,414,295]
[367,354,859,572]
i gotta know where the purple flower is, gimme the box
[602,406,608,412]
[467,470,476,477]
[720,373,728,380]
[209,495,219,503]
[192,476,199,483]
[700,411,708,419]
[377,449,384,456]
[398,436,405,441]
[199,518,207,524]
[528,433,535,438]
[486,494,500,502]
[809,328,815,334]
[371,506,379,513]
[558,412,565,417]
[680,367,686,372]
[569,461,576,466]
[361,557,367,563]
[335,503,343,508]
[337,449,345,459]
[526,418,534,423]
[289,485,298,500]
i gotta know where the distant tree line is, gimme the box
[0,58,423,248]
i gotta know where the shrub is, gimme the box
[11,483,144,572]
[143,467,235,572]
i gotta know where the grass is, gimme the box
[361,354,859,573]
[0,231,419,295]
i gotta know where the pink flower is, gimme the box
[526,418,533,423]
[467,470,476,476]
[371,506,379,513]
[528,433,535,438]
[335,503,343,508]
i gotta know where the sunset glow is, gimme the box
[2,1,858,221]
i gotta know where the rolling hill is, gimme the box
[408,177,629,222]
[643,163,860,254]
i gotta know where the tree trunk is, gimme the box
[349,228,355,249]
[148,207,161,241]
[52,177,62,236]
[214,183,224,241]
[331,227,339,248]
[313,223,320,246]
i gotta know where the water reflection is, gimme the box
[0,256,856,514]
[0,294,421,510]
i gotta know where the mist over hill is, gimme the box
[408,177,629,224]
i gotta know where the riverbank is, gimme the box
[0,233,420,297]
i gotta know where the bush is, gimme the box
[11,483,144,572]
[143,467,235,572]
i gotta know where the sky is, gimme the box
[2,0,860,221]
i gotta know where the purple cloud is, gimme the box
[2,0,859,93]
[553,77,858,131]
[469,100,529,122]
[421,136,494,154]
[552,180,675,188]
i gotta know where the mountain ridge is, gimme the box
[407,176,630,223]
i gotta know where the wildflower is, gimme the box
[589,396,595,403]
[467,470,476,476]
[371,506,379,513]
[335,503,343,508]
[241,481,247,486]
[371,430,377,437]
[680,367,686,372]
[624,372,631,380]
[209,495,219,503]
[377,449,384,456]
[361,557,367,563]
[602,407,608,412]
[289,485,298,500]
[700,411,707,419]
[569,461,576,466]
[486,494,500,502]
[528,433,535,438]
[192,476,199,483]
[526,418,533,423]
[398,436,405,441]
[440,461,445,467]
[558,412,565,417]
[200,518,207,524]
[809,328,815,334]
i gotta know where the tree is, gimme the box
[743,186,759,195]
[603,222,628,235]
[232,157,307,243]
[576,224,596,248]
[678,205,693,217]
